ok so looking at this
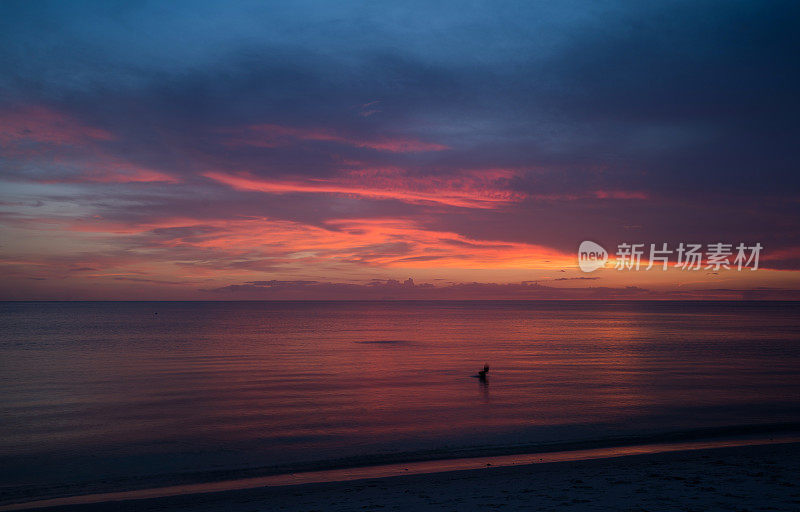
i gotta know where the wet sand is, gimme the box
[4,440,799,511]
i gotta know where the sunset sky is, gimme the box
[1,0,799,300]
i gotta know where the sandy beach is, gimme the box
[5,441,798,511]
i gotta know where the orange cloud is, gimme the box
[321,217,572,269]
[39,213,571,272]
[6,211,798,299]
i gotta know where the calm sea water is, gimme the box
[1,301,799,495]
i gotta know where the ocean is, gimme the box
[1,301,799,500]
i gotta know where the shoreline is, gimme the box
[5,421,799,506]
[2,435,798,511]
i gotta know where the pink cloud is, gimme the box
[0,106,113,146]
[203,169,524,208]
[39,165,180,184]
[593,190,649,200]
[220,123,449,153]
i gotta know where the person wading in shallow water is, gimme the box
[474,363,489,382]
